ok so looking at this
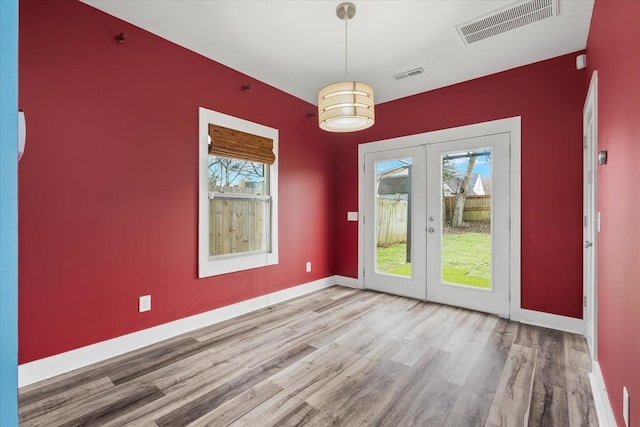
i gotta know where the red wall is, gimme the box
[587,1,640,425]
[331,52,587,318]
[18,0,334,363]
[18,0,592,365]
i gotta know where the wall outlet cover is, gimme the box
[306,262,312,273]
[139,295,151,313]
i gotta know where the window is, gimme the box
[208,156,269,256]
[198,108,278,277]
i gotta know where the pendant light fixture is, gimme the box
[318,2,375,132]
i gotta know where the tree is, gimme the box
[451,154,477,228]
[208,156,264,191]
[442,157,456,183]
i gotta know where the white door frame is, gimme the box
[583,71,598,361]
[357,117,521,318]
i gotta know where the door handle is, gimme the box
[428,227,435,234]
[585,241,593,248]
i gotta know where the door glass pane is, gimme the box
[441,149,492,288]
[375,158,412,277]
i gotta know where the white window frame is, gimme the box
[198,107,279,278]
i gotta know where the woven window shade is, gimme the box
[208,124,275,165]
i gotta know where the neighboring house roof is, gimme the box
[443,173,485,196]
[378,167,487,196]
[377,165,410,195]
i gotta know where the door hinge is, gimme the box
[363,162,365,172]
[583,295,587,307]
[363,269,365,278]
[584,215,587,227]
[583,136,588,149]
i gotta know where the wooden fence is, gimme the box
[443,195,491,222]
[376,195,491,246]
[209,185,266,256]
[376,198,408,247]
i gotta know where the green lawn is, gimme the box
[376,232,491,288]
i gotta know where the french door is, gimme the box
[363,146,427,300]
[363,133,510,317]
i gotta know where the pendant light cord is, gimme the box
[344,4,348,80]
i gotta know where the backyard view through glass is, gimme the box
[208,155,268,257]
[441,148,492,288]
[375,158,412,277]
[374,149,492,288]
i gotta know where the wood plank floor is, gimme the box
[19,287,598,426]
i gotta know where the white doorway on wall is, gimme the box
[583,71,598,361]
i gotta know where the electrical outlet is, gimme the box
[139,295,151,313]
[306,262,312,272]
[623,386,629,427]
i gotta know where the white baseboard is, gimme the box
[590,360,617,427]
[18,276,336,388]
[511,308,585,335]
[334,275,361,289]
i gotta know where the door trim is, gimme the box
[357,116,521,318]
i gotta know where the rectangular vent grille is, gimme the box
[392,67,425,81]
[456,0,558,45]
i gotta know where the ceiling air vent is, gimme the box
[392,67,425,81]
[456,0,559,45]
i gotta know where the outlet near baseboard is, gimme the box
[306,262,311,273]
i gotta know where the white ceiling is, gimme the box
[81,0,594,105]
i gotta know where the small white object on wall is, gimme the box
[139,295,151,312]
[347,212,358,221]
[576,54,587,70]
[18,110,26,160]
[623,386,630,427]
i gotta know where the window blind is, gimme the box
[208,124,275,165]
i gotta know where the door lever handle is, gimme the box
[585,241,593,248]
[428,227,435,234]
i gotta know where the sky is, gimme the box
[375,150,492,179]
[449,152,491,178]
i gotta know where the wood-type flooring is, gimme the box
[18,286,598,426]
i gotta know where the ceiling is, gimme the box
[81,0,594,106]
